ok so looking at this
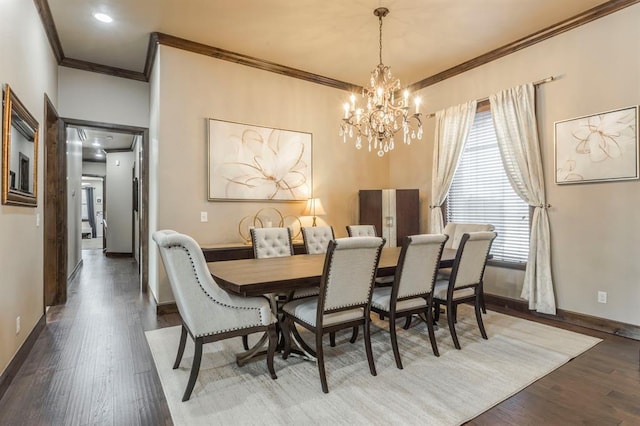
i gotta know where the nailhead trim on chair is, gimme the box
[323,252,377,311]
[171,244,266,337]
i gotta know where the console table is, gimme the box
[201,241,306,262]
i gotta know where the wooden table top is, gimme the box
[208,247,456,297]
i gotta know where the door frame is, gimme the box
[43,94,67,306]
[61,117,149,293]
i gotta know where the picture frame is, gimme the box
[2,84,39,206]
[207,118,312,201]
[555,105,638,184]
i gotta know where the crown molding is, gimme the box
[407,0,640,91]
[145,32,361,92]
[35,0,640,90]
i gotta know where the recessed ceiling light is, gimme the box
[93,13,113,23]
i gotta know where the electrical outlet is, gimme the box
[36,213,40,227]
[16,316,20,334]
[597,291,607,304]
[200,212,208,222]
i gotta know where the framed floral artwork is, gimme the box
[208,118,312,201]
[555,105,638,184]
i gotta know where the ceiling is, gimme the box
[47,0,611,86]
[68,125,136,162]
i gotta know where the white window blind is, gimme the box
[447,109,530,264]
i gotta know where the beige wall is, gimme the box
[149,45,389,304]
[390,4,640,325]
[106,151,135,253]
[58,67,150,128]
[0,0,58,376]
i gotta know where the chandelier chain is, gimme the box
[378,14,383,65]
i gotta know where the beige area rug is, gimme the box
[146,306,601,425]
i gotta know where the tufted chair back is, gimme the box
[250,227,294,259]
[302,226,335,254]
[346,224,377,237]
[442,223,494,250]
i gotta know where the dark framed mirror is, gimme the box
[2,84,39,207]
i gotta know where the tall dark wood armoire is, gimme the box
[358,189,420,247]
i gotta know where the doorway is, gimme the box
[62,118,149,293]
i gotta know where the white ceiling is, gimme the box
[68,125,135,162]
[48,0,608,85]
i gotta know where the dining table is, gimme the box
[208,246,457,297]
[207,246,457,365]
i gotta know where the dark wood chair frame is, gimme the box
[281,239,384,393]
[173,320,278,401]
[370,235,448,368]
[433,233,495,350]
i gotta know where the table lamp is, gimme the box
[302,198,326,226]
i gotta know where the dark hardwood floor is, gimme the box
[0,251,638,425]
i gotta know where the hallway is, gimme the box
[0,251,176,425]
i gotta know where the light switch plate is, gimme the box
[200,212,208,222]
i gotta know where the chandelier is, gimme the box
[339,7,423,157]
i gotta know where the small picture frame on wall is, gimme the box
[555,105,638,184]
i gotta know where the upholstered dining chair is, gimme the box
[348,224,394,292]
[370,234,448,368]
[301,225,335,254]
[281,236,385,393]
[346,224,377,237]
[302,225,355,346]
[433,231,497,350]
[297,226,333,299]
[250,227,294,259]
[440,222,495,313]
[248,227,295,349]
[152,230,277,401]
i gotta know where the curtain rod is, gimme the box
[423,76,556,119]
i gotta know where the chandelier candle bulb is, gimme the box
[415,98,421,114]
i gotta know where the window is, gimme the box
[446,108,529,264]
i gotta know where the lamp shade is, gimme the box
[302,198,326,216]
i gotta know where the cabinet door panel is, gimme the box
[395,189,420,243]
[358,190,382,237]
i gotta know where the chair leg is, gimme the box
[330,332,336,347]
[281,317,292,360]
[182,338,203,402]
[242,335,249,351]
[389,313,403,369]
[364,318,377,376]
[266,324,278,379]
[349,326,359,343]
[426,305,439,357]
[434,302,441,322]
[316,331,329,393]
[447,302,461,350]
[453,305,458,324]
[173,324,188,369]
[480,291,487,314]
[402,315,412,330]
[475,297,488,340]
